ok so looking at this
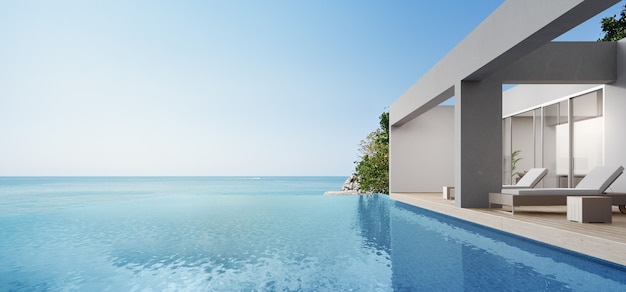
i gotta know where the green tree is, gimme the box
[599,4,626,41]
[354,111,389,194]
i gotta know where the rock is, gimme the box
[323,175,372,195]
[323,190,360,196]
[341,175,361,192]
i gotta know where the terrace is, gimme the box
[389,0,626,208]
[390,192,626,266]
[388,0,626,268]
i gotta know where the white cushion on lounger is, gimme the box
[576,165,624,191]
[502,188,600,195]
[501,165,624,195]
[502,168,548,189]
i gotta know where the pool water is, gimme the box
[0,177,625,291]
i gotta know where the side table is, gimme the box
[443,186,455,200]
[567,196,612,223]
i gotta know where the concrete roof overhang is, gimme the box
[390,0,620,127]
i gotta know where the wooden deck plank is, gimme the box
[390,192,626,266]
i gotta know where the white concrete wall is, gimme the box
[389,106,454,192]
[502,84,599,117]
[604,39,626,192]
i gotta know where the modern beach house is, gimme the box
[389,0,626,208]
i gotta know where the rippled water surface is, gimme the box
[1,177,625,291]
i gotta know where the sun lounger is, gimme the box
[501,168,548,189]
[489,165,624,214]
[443,168,548,201]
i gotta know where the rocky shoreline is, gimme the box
[323,175,371,196]
[323,190,361,196]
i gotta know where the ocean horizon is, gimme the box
[0,176,348,217]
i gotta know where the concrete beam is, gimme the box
[494,42,617,84]
[390,0,619,127]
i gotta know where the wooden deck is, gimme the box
[390,192,626,266]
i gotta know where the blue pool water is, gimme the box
[1,177,625,291]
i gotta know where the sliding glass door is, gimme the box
[503,89,604,188]
[544,101,568,187]
[571,90,604,186]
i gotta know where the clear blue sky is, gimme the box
[0,1,623,176]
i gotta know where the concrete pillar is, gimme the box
[604,39,626,192]
[454,80,502,208]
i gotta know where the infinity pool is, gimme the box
[0,177,625,290]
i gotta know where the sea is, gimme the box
[0,176,346,217]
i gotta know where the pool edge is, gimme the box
[390,192,626,267]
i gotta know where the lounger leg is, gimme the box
[512,205,515,215]
[619,205,626,214]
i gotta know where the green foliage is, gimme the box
[599,4,626,41]
[511,150,522,174]
[354,112,389,194]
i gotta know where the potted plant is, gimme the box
[511,150,524,182]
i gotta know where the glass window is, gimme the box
[503,89,603,188]
[510,110,534,184]
[572,90,604,186]
[543,103,564,187]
